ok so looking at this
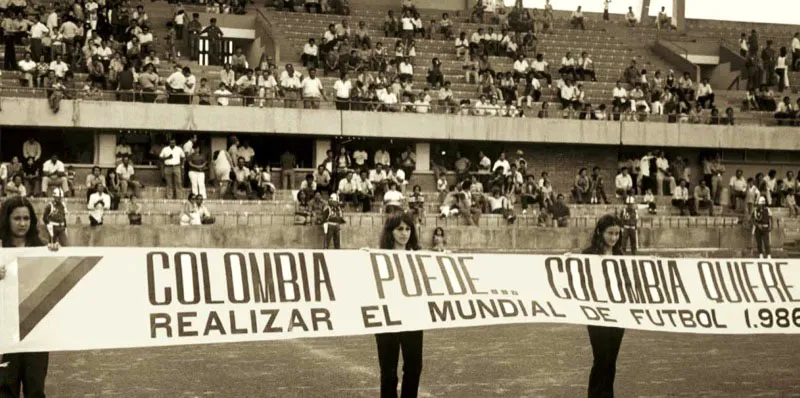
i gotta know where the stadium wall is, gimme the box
[3,98,799,151]
[64,225,780,251]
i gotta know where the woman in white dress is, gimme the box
[776,47,791,92]
[213,149,233,199]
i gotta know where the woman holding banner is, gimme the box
[0,196,61,398]
[584,214,625,398]
[375,212,424,398]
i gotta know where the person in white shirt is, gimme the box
[214,83,233,106]
[116,155,142,198]
[577,51,596,81]
[492,152,511,176]
[612,80,629,113]
[49,55,70,78]
[559,52,577,80]
[615,167,634,198]
[18,52,38,88]
[728,169,747,209]
[792,32,800,72]
[629,84,650,113]
[739,33,749,57]
[166,65,187,103]
[400,10,414,43]
[530,54,552,86]
[656,6,672,30]
[236,69,258,106]
[398,57,414,80]
[654,151,670,196]
[88,184,112,226]
[413,92,430,113]
[29,14,50,61]
[560,80,577,110]
[570,6,585,30]
[333,71,353,110]
[473,95,488,116]
[280,64,303,108]
[302,38,320,69]
[512,54,529,80]
[455,31,469,59]
[159,137,186,199]
[301,67,327,109]
[696,78,715,109]
[626,6,637,26]
[41,154,70,195]
[671,179,690,216]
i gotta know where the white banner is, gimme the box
[2,247,800,353]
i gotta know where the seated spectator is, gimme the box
[630,84,650,114]
[439,13,454,40]
[775,96,797,125]
[127,196,143,225]
[559,80,578,110]
[427,57,444,89]
[625,7,638,26]
[551,194,571,227]
[18,52,37,88]
[337,171,359,207]
[656,6,672,30]
[180,194,213,226]
[463,54,479,84]
[383,181,405,213]
[696,78,715,109]
[432,227,447,251]
[5,175,27,197]
[615,167,634,199]
[530,54,552,87]
[41,154,69,196]
[455,31,469,60]
[302,38,320,69]
[88,184,112,226]
[577,52,596,82]
[672,179,690,215]
[254,165,276,200]
[22,157,40,197]
[314,165,333,195]
[612,80,629,113]
[232,157,253,199]
[690,180,714,216]
[295,189,314,225]
[117,155,143,198]
[755,85,777,111]
[407,184,426,223]
[105,169,122,210]
[569,6,586,29]
[786,189,798,218]
[572,167,590,204]
[643,189,657,214]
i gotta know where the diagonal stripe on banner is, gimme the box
[18,256,103,340]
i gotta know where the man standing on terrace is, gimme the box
[200,18,224,65]
[792,32,800,72]
[280,150,296,189]
[187,13,202,61]
[728,169,747,211]
[160,137,185,199]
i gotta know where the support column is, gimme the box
[314,139,332,169]
[415,142,430,171]
[673,0,685,32]
[97,133,117,166]
[639,0,650,24]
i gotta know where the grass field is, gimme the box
[46,324,800,397]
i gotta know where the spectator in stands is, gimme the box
[22,137,42,163]
[187,146,207,200]
[530,53,552,87]
[18,52,37,88]
[426,58,444,89]
[762,40,777,87]
[625,6,637,26]
[571,168,590,204]
[103,169,121,210]
[774,96,797,125]
[696,78,715,109]
[559,52,577,81]
[615,166,633,200]
[786,189,798,218]
[656,6,671,30]
[672,179,690,216]
[755,84,776,111]
[551,194,571,227]
[570,6,585,30]
[383,181,404,214]
[728,169,747,211]
[611,80,629,115]
[577,52,596,82]
[5,175,27,197]
[280,64,303,108]
[87,184,111,226]
[629,84,649,114]
[302,38,320,69]
[739,33,749,57]
[336,171,358,207]
[655,151,672,196]
[590,166,609,204]
[776,47,790,92]
[159,137,185,199]
[117,155,142,199]
[41,154,69,196]
[691,179,714,216]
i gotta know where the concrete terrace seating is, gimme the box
[32,208,747,229]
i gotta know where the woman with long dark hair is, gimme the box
[584,214,625,397]
[375,212,423,398]
[0,196,60,397]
